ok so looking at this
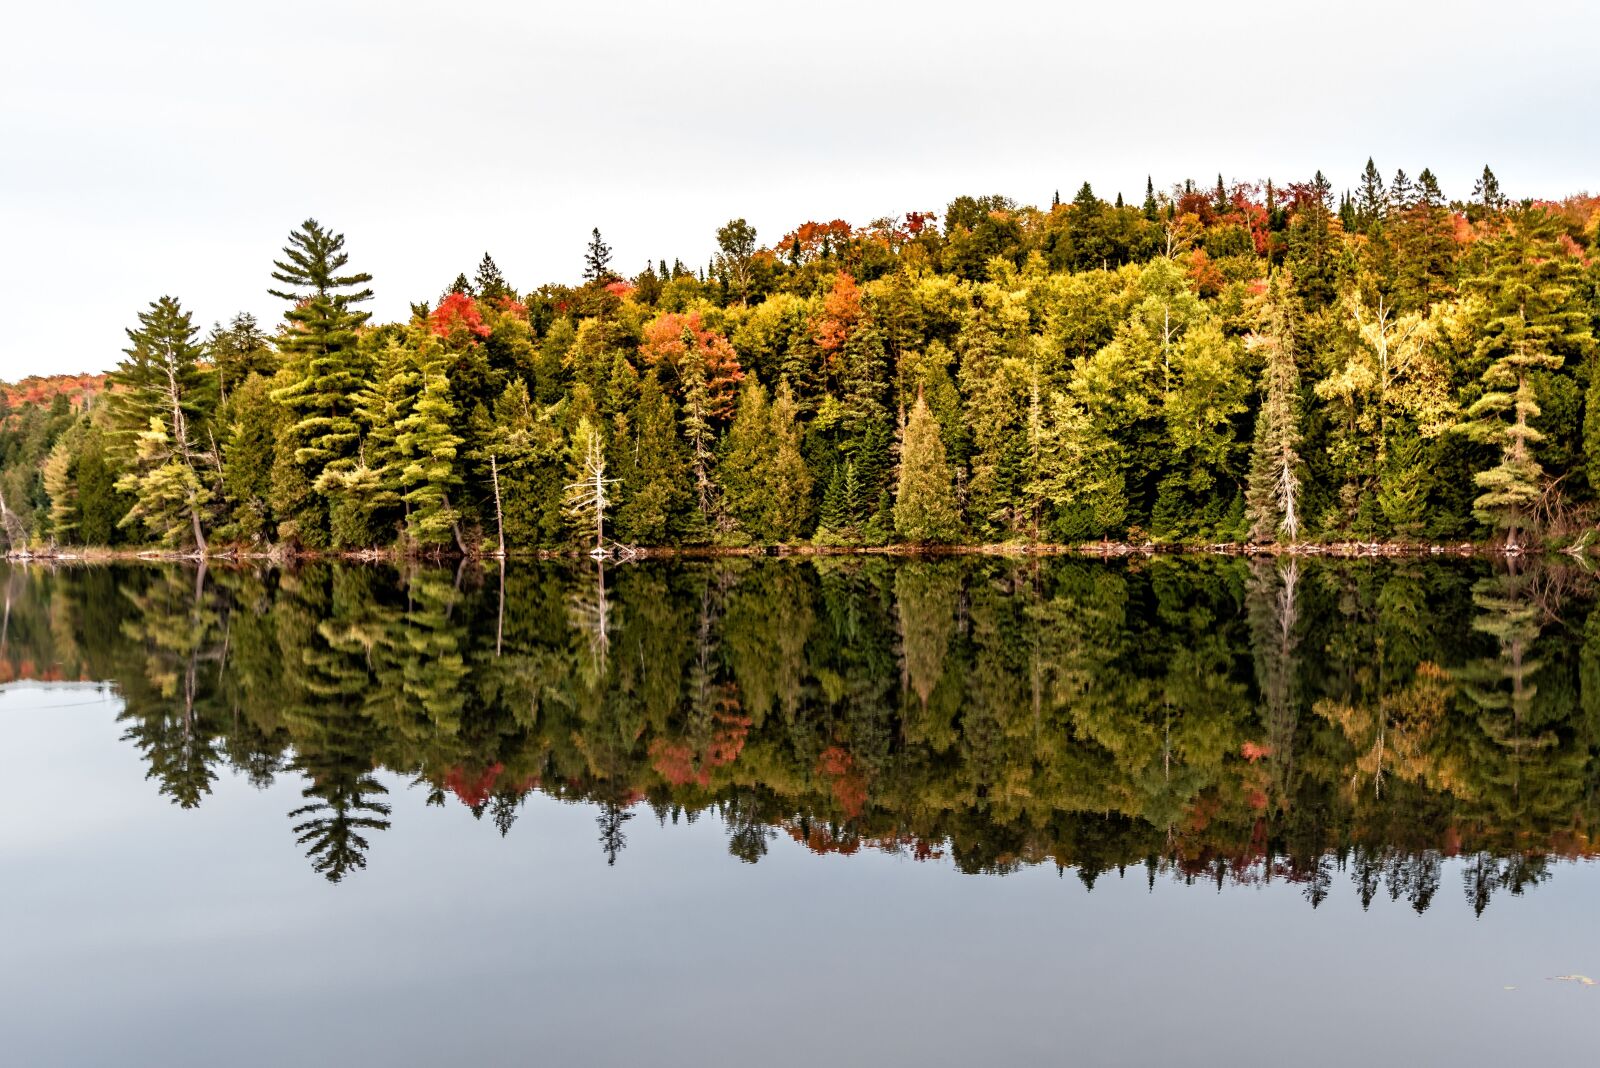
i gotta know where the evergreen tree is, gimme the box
[219,373,283,545]
[208,312,276,405]
[583,227,614,282]
[477,379,564,547]
[767,381,814,539]
[268,219,374,546]
[110,296,212,463]
[115,418,213,548]
[1245,278,1303,542]
[1472,165,1507,213]
[894,394,961,542]
[617,374,693,544]
[109,297,214,549]
[1355,157,1386,232]
[474,253,512,302]
[719,379,773,537]
[394,340,466,551]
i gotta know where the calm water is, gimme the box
[1,556,1596,1065]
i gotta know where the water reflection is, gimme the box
[2,554,1596,912]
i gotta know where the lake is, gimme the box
[1,555,1596,1065]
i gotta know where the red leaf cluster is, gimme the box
[640,311,745,420]
[430,292,491,340]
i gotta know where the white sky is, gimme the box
[3,0,1596,377]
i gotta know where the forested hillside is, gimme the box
[3,163,1598,554]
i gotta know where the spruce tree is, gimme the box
[268,219,374,546]
[1142,176,1158,221]
[474,253,512,302]
[583,227,614,282]
[1355,157,1386,232]
[894,395,961,542]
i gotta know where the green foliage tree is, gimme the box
[268,219,374,546]
[894,394,961,542]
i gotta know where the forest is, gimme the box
[2,554,1594,910]
[2,163,1599,554]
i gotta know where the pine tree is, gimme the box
[1472,165,1506,213]
[109,296,214,549]
[1245,278,1303,543]
[268,219,374,546]
[115,418,213,549]
[1142,176,1158,221]
[583,227,614,283]
[110,296,212,462]
[894,394,961,542]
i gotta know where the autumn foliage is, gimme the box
[429,292,491,340]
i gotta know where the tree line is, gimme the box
[3,162,1599,554]
[2,554,1593,910]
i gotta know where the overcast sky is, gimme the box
[3,0,1596,377]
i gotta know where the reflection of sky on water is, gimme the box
[2,687,1594,1067]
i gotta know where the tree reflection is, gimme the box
[3,553,1598,911]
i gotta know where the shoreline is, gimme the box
[1,538,1548,565]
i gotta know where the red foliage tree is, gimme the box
[639,312,745,420]
[429,292,491,341]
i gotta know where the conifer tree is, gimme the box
[718,379,773,537]
[110,296,212,462]
[116,418,213,549]
[474,253,512,302]
[583,227,614,282]
[1142,177,1158,221]
[679,348,718,522]
[1355,157,1386,232]
[219,373,284,545]
[894,394,961,542]
[617,375,693,544]
[1245,279,1303,542]
[767,381,813,539]
[268,219,374,545]
[208,312,276,406]
[1471,165,1506,213]
[394,340,466,551]
[109,297,214,549]
[476,379,564,546]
